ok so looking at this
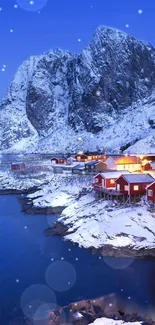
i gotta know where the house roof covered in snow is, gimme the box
[107,156,141,164]
[147,181,155,189]
[72,164,85,170]
[119,173,154,184]
[97,171,130,179]
[85,160,100,166]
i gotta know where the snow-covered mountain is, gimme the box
[1,26,155,153]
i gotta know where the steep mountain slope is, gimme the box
[1,26,155,153]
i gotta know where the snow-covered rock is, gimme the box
[89,318,142,325]
[48,192,155,257]
[1,26,155,153]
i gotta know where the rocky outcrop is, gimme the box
[1,26,155,152]
[47,294,154,325]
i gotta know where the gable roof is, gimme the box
[51,156,66,160]
[147,181,155,189]
[85,160,100,166]
[72,164,85,170]
[106,156,141,165]
[97,171,130,179]
[118,173,154,184]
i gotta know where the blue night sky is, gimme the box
[0,0,155,98]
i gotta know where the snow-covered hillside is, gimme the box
[1,26,155,153]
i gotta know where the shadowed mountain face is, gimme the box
[0,26,155,153]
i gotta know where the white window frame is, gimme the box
[95,178,98,183]
[133,185,139,191]
[148,189,153,197]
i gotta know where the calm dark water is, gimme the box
[0,195,155,324]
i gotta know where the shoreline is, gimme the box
[48,295,155,325]
[45,220,155,259]
[1,187,155,259]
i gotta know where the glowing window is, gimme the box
[124,185,129,191]
[134,185,139,191]
[110,179,115,184]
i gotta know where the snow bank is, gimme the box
[89,318,142,325]
[58,194,155,251]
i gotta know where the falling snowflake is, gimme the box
[14,4,18,8]
[75,257,78,261]
[51,258,54,261]
[96,90,101,96]
[128,296,131,300]
[29,0,34,4]
[126,24,129,28]
[1,68,5,72]
[0,7,2,11]
[24,226,27,229]
[61,257,64,260]
[3,64,6,68]
[16,279,19,283]
[138,9,143,14]
[10,29,14,33]
[68,248,71,251]
[78,38,81,42]
[78,137,82,141]
[109,303,112,307]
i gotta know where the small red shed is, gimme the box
[93,171,130,189]
[51,157,66,164]
[11,162,26,171]
[116,174,154,196]
[146,182,155,203]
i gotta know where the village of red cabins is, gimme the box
[10,152,155,205]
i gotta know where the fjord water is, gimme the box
[0,195,154,324]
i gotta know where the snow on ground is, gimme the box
[28,174,93,208]
[89,318,142,325]
[58,193,155,251]
[0,170,49,190]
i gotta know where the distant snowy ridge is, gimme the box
[1,26,155,153]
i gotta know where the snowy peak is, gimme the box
[0,26,155,153]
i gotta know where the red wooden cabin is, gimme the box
[51,157,66,164]
[11,162,26,171]
[116,174,154,196]
[146,182,155,203]
[93,171,130,189]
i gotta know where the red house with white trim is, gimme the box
[93,171,130,189]
[146,182,155,203]
[116,174,154,196]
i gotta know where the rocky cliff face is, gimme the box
[1,26,155,153]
